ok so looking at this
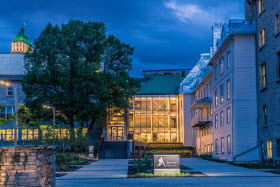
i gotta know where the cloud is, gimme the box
[164,1,204,23]
[164,0,243,27]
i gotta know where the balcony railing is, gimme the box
[191,113,212,127]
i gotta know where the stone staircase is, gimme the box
[99,141,127,159]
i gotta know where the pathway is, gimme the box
[181,158,278,177]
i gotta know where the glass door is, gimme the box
[110,126,123,141]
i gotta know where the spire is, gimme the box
[11,28,32,53]
[12,28,32,45]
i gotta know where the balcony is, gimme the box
[191,114,211,128]
[189,97,212,128]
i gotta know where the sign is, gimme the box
[89,146,94,158]
[154,155,180,174]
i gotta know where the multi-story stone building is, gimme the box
[251,0,280,161]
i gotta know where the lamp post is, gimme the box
[0,81,18,146]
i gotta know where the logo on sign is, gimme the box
[157,157,166,167]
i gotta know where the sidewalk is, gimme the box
[181,158,278,177]
[57,159,128,180]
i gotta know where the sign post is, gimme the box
[154,154,180,175]
[89,146,94,158]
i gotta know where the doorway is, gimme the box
[110,126,123,141]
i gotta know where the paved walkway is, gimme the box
[56,158,280,187]
[181,158,278,177]
[57,159,128,181]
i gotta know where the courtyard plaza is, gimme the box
[56,158,280,187]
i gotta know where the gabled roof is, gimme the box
[179,53,211,94]
[136,76,184,95]
[13,28,32,45]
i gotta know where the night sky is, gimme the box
[0,0,244,77]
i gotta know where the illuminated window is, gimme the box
[207,144,210,153]
[260,63,266,87]
[220,85,224,104]
[258,0,265,14]
[259,28,266,47]
[227,51,231,69]
[227,107,230,124]
[276,14,280,33]
[220,58,224,75]
[227,135,231,153]
[211,144,214,152]
[221,137,224,153]
[215,114,218,128]
[220,111,224,126]
[22,129,27,140]
[263,105,267,125]
[205,145,207,153]
[267,140,272,159]
[6,87,14,96]
[215,90,218,107]
[227,80,231,100]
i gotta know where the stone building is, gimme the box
[251,0,280,161]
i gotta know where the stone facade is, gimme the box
[0,146,56,187]
[254,0,280,161]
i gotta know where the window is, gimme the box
[263,105,267,125]
[6,87,14,96]
[258,0,265,14]
[215,114,218,128]
[220,58,224,75]
[227,80,231,100]
[276,14,280,33]
[215,139,218,154]
[277,139,280,157]
[220,111,224,126]
[205,145,207,153]
[215,65,218,80]
[209,81,212,94]
[221,137,224,154]
[215,90,218,107]
[267,140,272,159]
[259,27,265,47]
[227,107,230,124]
[211,144,214,152]
[227,135,231,153]
[203,88,206,98]
[220,85,224,104]
[260,63,266,87]
[207,144,210,153]
[227,51,231,69]
[277,53,280,79]
[210,103,212,116]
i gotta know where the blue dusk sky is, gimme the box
[0,0,244,77]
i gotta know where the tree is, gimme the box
[22,20,138,133]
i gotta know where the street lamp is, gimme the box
[0,81,18,146]
[43,105,56,133]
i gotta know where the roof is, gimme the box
[179,53,211,94]
[136,76,184,95]
[13,28,32,45]
[142,69,191,72]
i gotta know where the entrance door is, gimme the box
[111,126,123,141]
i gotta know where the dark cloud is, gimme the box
[0,0,244,77]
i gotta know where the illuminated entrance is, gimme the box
[109,126,123,141]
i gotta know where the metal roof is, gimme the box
[13,28,32,45]
[136,76,184,95]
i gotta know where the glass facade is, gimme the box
[106,95,180,143]
[129,95,179,143]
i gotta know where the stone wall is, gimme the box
[255,0,280,161]
[0,146,56,187]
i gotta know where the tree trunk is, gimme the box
[88,118,96,131]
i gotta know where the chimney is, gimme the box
[244,0,255,24]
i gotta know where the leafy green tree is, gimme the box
[22,20,138,133]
